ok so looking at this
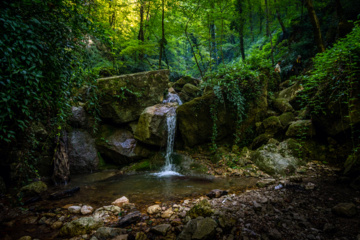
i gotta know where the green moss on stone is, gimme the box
[187,199,214,219]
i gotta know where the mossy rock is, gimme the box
[251,133,274,150]
[286,120,316,138]
[59,217,104,237]
[18,181,47,197]
[263,116,282,133]
[278,112,295,128]
[173,76,200,92]
[273,98,294,113]
[187,199,214,218]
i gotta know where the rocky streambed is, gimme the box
[1,161,359,240]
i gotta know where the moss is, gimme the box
[129,160,151,171]
[279,112,295,127]
[263,116,281,130]
[273,98,294,113]
[251,133,274,150]
[187,199,214,218]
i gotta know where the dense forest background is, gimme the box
[1,0,360,186]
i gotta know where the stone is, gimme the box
[278,81,304,102]
[147,205,161,215]
[68,206,82,214]
[286,120,316,138]
[96,125,151,165]
[116,211,141,227]
[278,112,295,128]
[18,237,31,240]
[81,205,94,215]
[93,206,120,222]
[97,70,170,124]
[30,121,48,140]
[178,217,217,240]
[206,189,228,199]
[135,104,177,146]
[179,83,201,102]
[289,176,302,183]
[262,116,282,133]
[173,76,200,92]
[151,224,171,235]
[273,98,293,113]
[268,228,282,240]
[18,181,47,197]
[94,227,127,240]
[135,232,147,240]
[187,200,214,219]
[69,106,90,129]
[251,133,274,150]
[256,178,276,188]
[59,217,104,237]
[112,196,129,207]
[68,129,99,174]
[305,182,316,190]
[51,221,63,230]
[332,203,357,217]
[112,235,128,240]
[161,208,174,218]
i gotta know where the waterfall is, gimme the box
[154,93,183,177]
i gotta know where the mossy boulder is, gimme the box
[96,125,151,165]
[59,217,104,237]
[97,70,170,124]
[135,103,177,146]
[286,120,316,138]
[251,133,274,150]
[273,98,294,113]
[173,76,200,92]
[18,181,47,197]
[68,129,99,173]
[251,139,303,175]
[187,199,214,219]
[179,83,201,103]
[177,93,234,147]
[278,81,303,102]
[278,112,295,128]
[263,116,282,134]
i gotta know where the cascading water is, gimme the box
[153,93,183,177]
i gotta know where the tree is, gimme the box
[304,0,325,53]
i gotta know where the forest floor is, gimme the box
[0,160,359,240]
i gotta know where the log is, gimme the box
[49,187,80,200]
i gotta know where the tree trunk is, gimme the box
[274,0,286,35]
[304,0,325,53]
[265,0,270,37]
[52,131,70,185]
[159,0,165,69]
[138,1,145,60]
[236,0,245,61]
[247,0,254,42]
[259,2,263,35]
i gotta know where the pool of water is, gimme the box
[46,171,258,209]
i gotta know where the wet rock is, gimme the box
[135,104,177,147]
[18,181,47,197]
[51,221,63,230]
[97,70,170,124]
[59,217,104,237]
[286,120,316,138]
[161,208,174,218]
[332,203,357,217]
[218,216,236,230]
[94,227,127,240]
[206,189,228,199]
[18,236,32,240]
[256,179,276,188]
[112,196,129,208]
[68,129,99,174]
[81,205,94,215]
[151,224,171,235]
[116,211,141,227]
[187,200,214,219]
[96,125,150,165]
[68,206,82,214]
[147,205,161,215]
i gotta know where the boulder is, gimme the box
[178,217,217,240]
[286,120,316,138]
[187,200,214,219]
[97,70,170,124]
[273,98,293,113]
[173,76,200,92]
[262,116,282,134]
[18,181,47,197]
[251,139,303,175]
[251,133,274,150]
[332,203,357,217]
[179,83,201,102]
[96,125,151,165]
[112,196,129,207]
[94,227,127,240]
[59,217,104,237]
[151,224,171,236]
[278,81,303,102]
[135,104,177,146]
[68,129,99,173]
[69,106,93,129]
[177,93,234,147]
[93,205,121,222]
[278,112,295,128]
[116,211,142,227]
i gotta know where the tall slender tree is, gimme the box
[304,0,325,53]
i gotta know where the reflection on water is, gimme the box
[50,171,257,207]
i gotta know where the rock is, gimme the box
[68,206,82,214]
[94,227,127,240]
[96,125,150,165]
[93,205,120,222]
[278,112,295,128]
[161,208,174,218]
[177,93,234,147]
[286,120,316,138]
[187,200,214,219]
[278,81,304,102]
[268,228,282,240]
[81,205,94,215]
[116,211,141,227]
[135,232,147,240]
[256,178,276,188]
[112,235,128,240]
[18,181,47,197]
[135,104,177,146]
[18,236,31,240]
[97,70,170,124]
[173,76,200,92]
[251,133,274,150]
[289,176,302,183]
[69,106,92,129]
[305,182,316,190]
[218,216,236,230]
[251,139,302,175]
[151,224,171,235]
[178,217,217,240]
[206,189,228,199]
[51,221,63,230]
[179,83,201,102]
[59,217,104,237]
[30,121,48,140]
[112,196,129,207]
[273,98,293,113]
[147,205,161,215]
[262,116,282,133]
[68,129,99,174]
[332,203,357,217]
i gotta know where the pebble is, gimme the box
[51,221,63,230]
[147,205,161,215]
[68,206,81,214]
[81,205,94,215]
[161,208,174,218]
